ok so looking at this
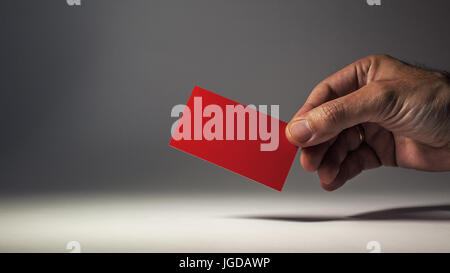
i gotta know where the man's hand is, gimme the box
[286,55,450,191]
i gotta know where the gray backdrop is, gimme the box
[1,0,449,196]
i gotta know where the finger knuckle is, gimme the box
[370,82,400,120]
[320,101,345,125]
[371,81,391,96]
[366,54,392,62]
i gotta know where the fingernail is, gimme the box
[289,120,312,143]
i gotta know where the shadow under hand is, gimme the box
[235,204,450,223]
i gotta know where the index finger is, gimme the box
[291,56,373,120]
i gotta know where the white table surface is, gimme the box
[1,191,449,253]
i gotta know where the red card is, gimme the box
[169,86,298,191]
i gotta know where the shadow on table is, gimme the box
[235,204,450,222]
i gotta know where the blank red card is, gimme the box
[169,86,298,191]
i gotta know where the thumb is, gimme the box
[286,85,380,147]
